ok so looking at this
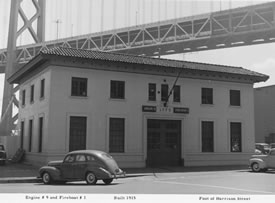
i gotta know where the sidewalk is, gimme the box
[0,161,248,184]
[0,162,41,183]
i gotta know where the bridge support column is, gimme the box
[0,0,45,136]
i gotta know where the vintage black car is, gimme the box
[39,150,125,185]
[0,143,7,165]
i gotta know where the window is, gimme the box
[71,77,87,97]
[20,121,25,149]
[110,80,125,99]
[161,84,169,102]
[38,117,43,153]
[69,116,87,152]
[202,88,213,104]
[40,79,45,98]
[28,119,33,152]
[148,83,156,101]
[230,122,242,152]
[109,118,125,153]
[86,155,96,161]
[75,154,86,162]
[30,85,34,103]
[230,90,241,106]
[201,121,214,152]
[64,155,75,163]
[173,85,181,102]
[22,90,26,106]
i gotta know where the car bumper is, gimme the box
[112,171,126,179]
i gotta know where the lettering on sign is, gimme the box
[174,107,189,114]
[157,106,173,113]
[142,105,157,112]
[142,105,189,114]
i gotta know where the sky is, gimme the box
[0,0,275,114]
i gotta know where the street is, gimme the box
[1,169,275,194]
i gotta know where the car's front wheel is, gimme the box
[251,162,261,172]
[86,172,97,185]
[103,178,113,185]
[42,172,52,184]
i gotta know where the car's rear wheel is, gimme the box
[103,178,113,185]
[42,172,52,184]
[251,162,261,172]
[86,172,97,185]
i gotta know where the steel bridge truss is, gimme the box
[0,0,45,135]
[1,1,275,70]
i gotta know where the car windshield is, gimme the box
[256,144,270,149]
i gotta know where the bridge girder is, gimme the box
[1,1,275,135]
[0,1,275,70]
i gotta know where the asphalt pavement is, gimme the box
[0,161,249,184]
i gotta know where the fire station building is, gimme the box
[8,47,268,167]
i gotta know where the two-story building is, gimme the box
[254,85,275,143]
[8,47,268,167]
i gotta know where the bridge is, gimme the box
[0,1,275,72]
[0,0,275,135]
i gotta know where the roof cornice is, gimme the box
[8,47,269,84]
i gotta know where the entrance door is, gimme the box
[69,116,87,152]
[147,119,181,167]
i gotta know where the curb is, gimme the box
[0,165,248,184]
[0,177,42,184]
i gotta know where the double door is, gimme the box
[147,119,181,167]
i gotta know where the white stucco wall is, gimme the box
[17,68,51,165]
[17,62,256,167]
[45,64,255,167]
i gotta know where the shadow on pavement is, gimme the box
[248,169,275,174]
[35,182,121,186]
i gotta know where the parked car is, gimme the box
[254,148,262,154]
[39,150,125,185]
[249,148,275,172]
[270,143,275,149]
[255,143,270,154]
[0,143,7,165]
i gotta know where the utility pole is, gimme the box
[54,19,62,40]
[101,0,104,32]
